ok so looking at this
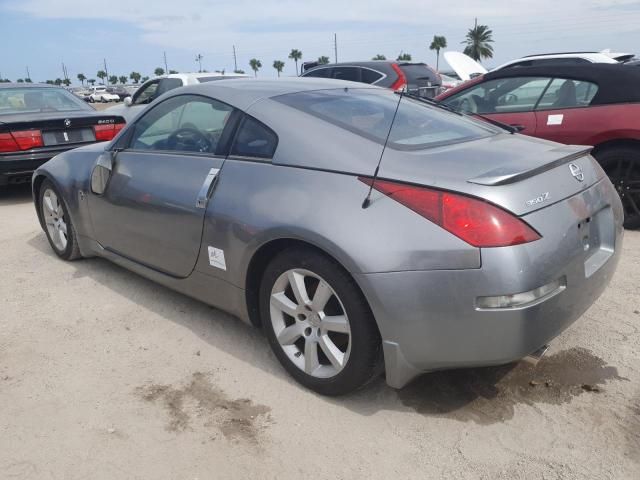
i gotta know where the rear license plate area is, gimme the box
[580,206,614,277]
[42,128,95,146]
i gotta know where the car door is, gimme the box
[87,94,239,277]
[533,78,600,144]
[441,76,553,135]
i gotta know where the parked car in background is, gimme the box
[444,50,633,82]
[0,83,125,186]
[301,61,443,97]
[69,87,91,102]
[107,72,249,121]
[88,86,120,103]
[436,63,640,228]
[32,78,622,395]
[106,86,131,101]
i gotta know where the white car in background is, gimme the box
[88,86,120,103]
[444,50,635,81]
[107,72,249,121]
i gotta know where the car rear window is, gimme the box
[398,63,440,85]
[275,89,495,150]
[0,87,92,115]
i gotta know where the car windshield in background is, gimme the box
[0,87,92,115]
[275,89,496,150]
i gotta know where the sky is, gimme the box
[1,0,640,83]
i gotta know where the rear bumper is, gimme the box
[357,179,624,388]
[0,144,93,185]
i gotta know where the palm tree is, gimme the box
[62,78,71,86]
[54,78,63,86]
[88,79,96,86]
[77,73,86,86]
[141,76,149,83]
[154,67,165,76]
[396,52,412,61]
[25,78,32,83]
[249,58,262,77]
[288,49,302,74]
[429,35,447,71]
[195,54,203,72]
[119,75,127,84]
[129,72,141,84]
[108,75,118,85]
[317,56,330,65]
[372,54,386,60]
[462,20,494,62]
[96,70,107,84]
[273,60,285,77]
[16,79,24,83]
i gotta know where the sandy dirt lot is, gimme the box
[1,184,639,480]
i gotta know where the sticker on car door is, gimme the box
[208,246,227,270]
[547,114,564,126]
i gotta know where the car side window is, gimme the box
[442,77,552,114]
[155,78,183,98]
[361,68,384,84]
[129,95,234,155]
[132,81,159,105]
[535,78,599,110]
[331,67,361,82]
[303,67,332,78]
[230,115,278,159]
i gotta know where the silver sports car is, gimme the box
[32,78,623,395]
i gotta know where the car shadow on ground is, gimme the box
[0,184,32,206]
[26,232,627,425]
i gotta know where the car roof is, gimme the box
[0,83,62,89]
[495,53,618,70]
[176,77,378,110]
[483,63,640,105]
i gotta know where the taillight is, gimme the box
[390,63,407,92]
[359,178,541,247]
[0,130,43,152]
[94,122,125,141]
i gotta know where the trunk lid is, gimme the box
[0,112,125,151]
[378,133,606,216]
[443,51,488,81]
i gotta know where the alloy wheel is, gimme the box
[42,188,68,252]
[604,157,640,222]
[269,268,351,378]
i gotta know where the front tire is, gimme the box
[595,146,640,229]
[39,180,81,261]
[260,247,382,395]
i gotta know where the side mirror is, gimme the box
[124,96,132,106]
[91,151,114,195]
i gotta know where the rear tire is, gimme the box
[260,247,382,396]
[39,180,82,261]
[595,146,640,229]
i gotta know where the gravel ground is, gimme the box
[1,183,639,480]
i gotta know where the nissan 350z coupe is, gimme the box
[32,78,623,395]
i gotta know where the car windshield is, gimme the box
[0,87,93,115]
[275,89,497,150]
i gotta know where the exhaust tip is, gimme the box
[522,345,550,366]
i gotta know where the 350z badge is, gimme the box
[526,192,550,207]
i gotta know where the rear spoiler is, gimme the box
[467,145,593,186]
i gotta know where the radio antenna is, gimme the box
[362,91,403,209]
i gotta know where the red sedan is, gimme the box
[437,64,640,228]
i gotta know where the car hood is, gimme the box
[443,51,488,81]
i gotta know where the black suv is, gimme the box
[301,61,442,97]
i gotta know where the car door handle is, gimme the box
[195,168,220,209]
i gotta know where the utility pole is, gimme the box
[233,45,238,72]
[334,33,338,63]
[62,62,69,82]
[163,51,169,73]
[195,54,203,72]
[26,66,31,81]
[103,58,109,82]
